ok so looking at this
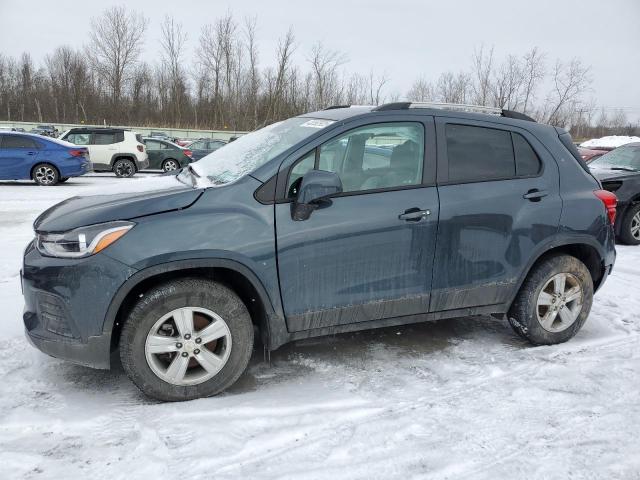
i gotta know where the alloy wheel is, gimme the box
[536,272,583,333]
[35,165,56,185]
[631,212,640,241]
[163,160,179,172]
[144,307,232,386]
[115,161,134,177]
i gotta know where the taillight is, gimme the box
[594,189,617,224]
[137,145,144,152]
[184,149,193,158]
[69,149,85,157]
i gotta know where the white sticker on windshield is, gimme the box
[300,119,335,129]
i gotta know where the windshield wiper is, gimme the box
[610,167,638,172]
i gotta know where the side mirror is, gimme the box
[292,170,342,221]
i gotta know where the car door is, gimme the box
[144,139,164,169]
[89,131,117,169]
[430,118,562,312]
[0,134,40,179]
[275,118,440,332]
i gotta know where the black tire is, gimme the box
[162,159,180,172]
[113,158,136,178]
[31,163,60,186]
[58,177,69,183]
[618,203,640,245]
[507,254,593,345]
[119,278,254,401]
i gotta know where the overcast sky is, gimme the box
[1,0,639,121]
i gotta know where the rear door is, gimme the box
[0,134,40,179]
[89,131,118,169]
[275,117,440,332]
[430,118,561,312]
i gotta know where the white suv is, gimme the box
[59,128,149,177]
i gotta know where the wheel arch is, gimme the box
[509,239,607,310]
[110,154,137,168]
[104,258,287,356]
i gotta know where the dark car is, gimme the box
[578,147,608,163]
[0,132,90,185]
[188,138,226,160]
[22,103,616,401]
[142,138,193,172]
[590,142,640,244]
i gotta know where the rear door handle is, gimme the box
[399,208,431,221]
[523,189,548,201]
[27,151,36,155]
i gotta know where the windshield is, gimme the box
[590,145,640,171]
[191,117,334,184]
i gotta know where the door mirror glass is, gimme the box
[292,170,342,220]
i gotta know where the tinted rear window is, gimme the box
[513,133,541,176]
[446,124,515,182]
[93,133,116,145]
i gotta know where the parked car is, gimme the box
[590,142,640,244]
[22,103,616,401]
[60,127,149,177]
[174,138,194,147]
[0,131,90,185]
[578,147,608,163]
[30,125,58,137]
[142,137,193,172]
[188,138,226,160]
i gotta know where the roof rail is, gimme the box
[372,102,536,122]
[323,105,352,110]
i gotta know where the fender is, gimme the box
[101,257,289,351]
[506,232,611,308]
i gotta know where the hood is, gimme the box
[34,176,204,232]
[590,167,640,182]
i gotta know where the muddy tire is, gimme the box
[508,254,593,345]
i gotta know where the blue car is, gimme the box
[0,132,90,185]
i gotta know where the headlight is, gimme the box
[36,221,134,258]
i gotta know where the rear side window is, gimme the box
[115,131,125,143]
[92,133,116,145]
[1,135,37,149]
[446,124,514,182]
[513,133,541,176]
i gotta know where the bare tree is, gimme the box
[160,15,188,126]
[471,45,494,106]
[520,47,545,115]
[544,58,591,126]
[87,6,147,117]
[407,77,435,102]
[308,42,346,109]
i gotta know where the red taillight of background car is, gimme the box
[183,149,193,158]
[69,149,86,157]
[137,145,144,152]
[594,190,617,224]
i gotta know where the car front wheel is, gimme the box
[507,254,593,345]
[119,278,254,401]
[113,158,136,178]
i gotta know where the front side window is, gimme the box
[315,122,424,193]
[66,133,90,145]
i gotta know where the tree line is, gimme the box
[0,5,637,138]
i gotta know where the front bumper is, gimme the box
[21,241,136,369]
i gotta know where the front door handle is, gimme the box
[523,189,548,201]
[399,208,431,222]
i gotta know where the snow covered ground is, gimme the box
[1,175,639,479]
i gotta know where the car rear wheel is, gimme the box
[618,203,640,245]
[32,163,59,186]
[507,254,593,345]
[113,158,136,178]
[119,278,254,401]
[162,159,180,172]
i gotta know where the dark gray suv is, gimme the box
[22,103,617,401]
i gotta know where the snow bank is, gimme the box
[580,135,640,149]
